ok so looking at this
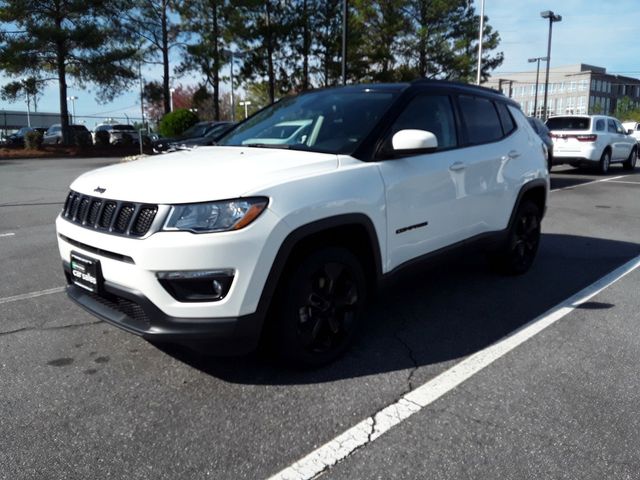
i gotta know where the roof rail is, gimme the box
[410,78,506,96]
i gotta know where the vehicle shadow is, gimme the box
[161,233,640,385]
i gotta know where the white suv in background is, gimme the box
[546,115,637,173]
[56,81,549,366]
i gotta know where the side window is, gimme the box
[496,102,516,135]
[614,120,625,134]
[458,95,503,145]
[390,94,457,149]
[595,119,605,131]
[636,125,640,131]
[607,119,617,133]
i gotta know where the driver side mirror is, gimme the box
[627,129,634,135]
[391,129,438,153]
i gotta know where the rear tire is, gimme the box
[272,247,367,367]
[623,146,637,170]
[489,200,541,276]
[599,149,611,174]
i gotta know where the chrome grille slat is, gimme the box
[62,190,159,238]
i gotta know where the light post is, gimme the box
[66,96,77,124]
[476,0,486,85]
[169,88,175,112]
[528,56,548,117]
[23,79,31,127]
[239,100,252,119]
[540,10,562,120]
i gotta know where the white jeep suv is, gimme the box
[546,115,637,173]
[57,81,549,366]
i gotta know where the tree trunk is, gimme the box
[212,0,220,120]
[418,2,428,77]
[55,17,70,145]
[161,0,171,114]
[265,1,275,103]
[302,0,309,90]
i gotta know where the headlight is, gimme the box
[163,197,268,233]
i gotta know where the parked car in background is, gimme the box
[169,122,236,150]
[43,124,92,145]
[546,115,637,173]
[621,121,640,144]
[527,117,553,171]
[152,121,226,153]
[1,126,47,147]
[93,124,141,145]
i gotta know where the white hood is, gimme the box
[71,146,339,204]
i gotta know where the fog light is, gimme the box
[157,269,234,302]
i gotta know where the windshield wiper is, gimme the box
[242,143,291,149]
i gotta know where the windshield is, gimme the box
[546,117,591,131]
[113,124,135,130]
[218,90,397,154]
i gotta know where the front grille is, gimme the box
[62,190,158,238]
[86,290,151,329]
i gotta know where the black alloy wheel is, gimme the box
[275,247,366,367]
[491,200,541,275]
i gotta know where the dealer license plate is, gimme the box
[70,251,101,293]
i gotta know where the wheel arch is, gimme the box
[507,179,548,231]
[254,214,383,332]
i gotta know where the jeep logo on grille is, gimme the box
[94,186,106,194]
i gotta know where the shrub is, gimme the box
[24,130,43,150]
[94,130,110,146]
[158,109,199,137]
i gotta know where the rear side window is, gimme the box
[546,117,591,131]
[458,95,503,145]
[496,102,516,135]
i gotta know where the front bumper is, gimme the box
[63,262,262,354]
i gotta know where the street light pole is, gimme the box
[239,101,252,119]
[540,10,562,120]
[230,51,236,122]
[476,0,485,85]
[169,88,175,112]
[66,96,77,124]
[528,56,548,117]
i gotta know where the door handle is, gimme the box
[508,150,521,159]
[449,162,466,172]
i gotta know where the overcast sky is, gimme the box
[2,0,639,125]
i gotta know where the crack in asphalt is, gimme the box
[0,320,103,337]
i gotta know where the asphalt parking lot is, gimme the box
[1,157,639,479]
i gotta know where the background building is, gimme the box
[487,64,640,118]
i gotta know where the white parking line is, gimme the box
[0,287,65,305]
[605,180,640,185]
[0,232,15,238]
[268,253,640,480]
[550,175,628,192]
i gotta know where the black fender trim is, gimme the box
[507,179,548,230]
[254,213,384,327]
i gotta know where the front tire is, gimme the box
[490,200,542,275]
[273,247,367,367]
[599,149,611,174]
[623,146,637,170]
